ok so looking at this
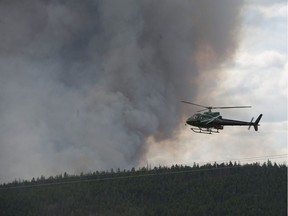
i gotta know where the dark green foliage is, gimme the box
[0,162,287,215]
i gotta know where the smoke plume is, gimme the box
[0,0,244,182]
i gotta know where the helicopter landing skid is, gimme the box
[191,127,219,134]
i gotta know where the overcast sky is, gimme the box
[0,0,286,183]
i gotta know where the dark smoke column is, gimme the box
[0,0,244,182]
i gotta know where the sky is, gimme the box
[0,0,286,183]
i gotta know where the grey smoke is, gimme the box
[0,0,244,182]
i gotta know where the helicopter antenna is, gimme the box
[181,101,252,112]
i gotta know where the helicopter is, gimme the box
[181,101,263,134]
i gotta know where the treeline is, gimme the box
[0,161,287,215]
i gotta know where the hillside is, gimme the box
[0,161,287,215]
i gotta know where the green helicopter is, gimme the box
[181,101,263,134]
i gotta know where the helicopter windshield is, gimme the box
[192,114,202,120]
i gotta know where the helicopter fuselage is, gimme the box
[181,101,262,134]
[185,111,262,133]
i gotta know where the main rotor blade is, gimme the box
[181,101,252,110]
[181,101,207,108]
[212,106,252,109]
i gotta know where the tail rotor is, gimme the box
[248,117,254,130]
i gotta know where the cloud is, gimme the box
[247,3,287,19]
[236,50,286,69]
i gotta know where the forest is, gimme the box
[0,161,287,216]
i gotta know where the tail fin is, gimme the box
[253,114,263,131]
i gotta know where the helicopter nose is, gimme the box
[186,118,193,125]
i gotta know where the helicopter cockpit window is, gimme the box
[192,114,201,120]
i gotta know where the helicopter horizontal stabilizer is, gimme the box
[253,114,263,131]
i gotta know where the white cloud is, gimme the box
[236,50,286,69]
[253,3,287,18]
